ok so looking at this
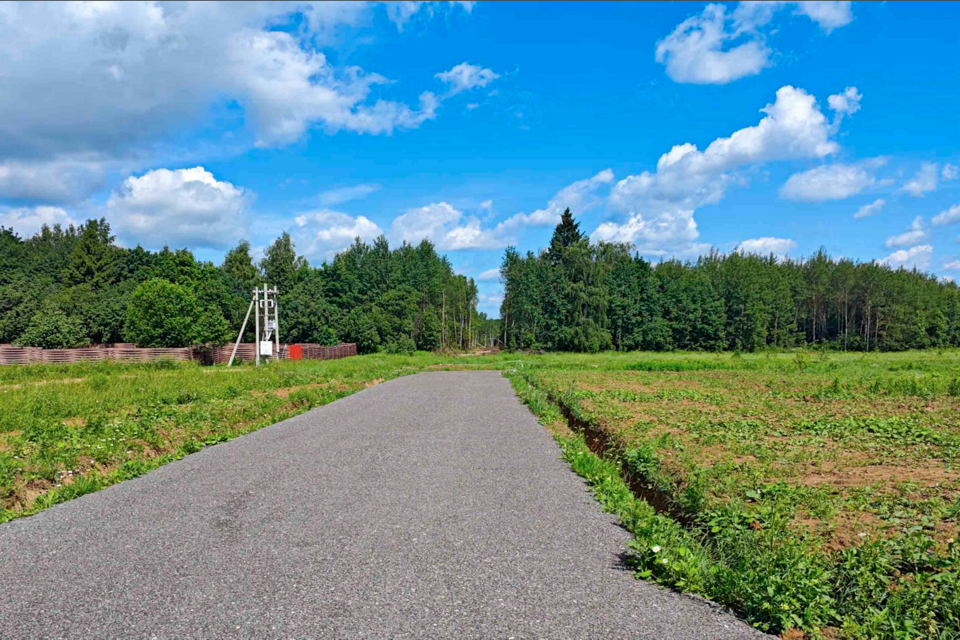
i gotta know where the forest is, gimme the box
[0,219,495,353]
[4,209,958,355]
[500,210,960,352]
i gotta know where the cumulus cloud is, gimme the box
[655,2,853,85]
[792,1,855,32]
[735,236,797,258]
[854,198,885,219]
[879,244,932,270]
[900,162,939,197]
[318,183,381,206]
[780,162,876,202]
[827,86,862,132]
[600,85,852,254]
[390,202,510,251]
[106,166,248,249]
[655,4,771,85]
[943,163,959,181]
[477,268,501,281]
[498,170,614,230]
[885,216,926,248]
[0,205,78,238]
[291,209,383,260]
[0,2,466,203]
[943,259,960,270]
[932,203,960,227]
[592,210,708,257]
[435,62,500,97]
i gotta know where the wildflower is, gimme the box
[651,546,661,553]
[858,532,867,539]
[661,557,669,565]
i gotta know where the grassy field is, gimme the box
[507,351,960,639]
[3,350,959,638]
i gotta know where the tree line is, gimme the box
[0,219,495,353]
[499,210,960,352]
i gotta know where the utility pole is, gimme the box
[228,284,280,367]
[274,287,280,361]
[227,291,256,367]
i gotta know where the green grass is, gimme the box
[0,352,476,521]
[504,350,960,639]
[3,349,960,638]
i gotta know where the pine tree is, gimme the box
[62,218,117,289]
[547,208,583,264]
[260,232,308,294]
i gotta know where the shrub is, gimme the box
[123,278,232,347]
[14,301,87,349]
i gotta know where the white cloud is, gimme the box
[318,183,381,206]
[477,268,501,281]
[655,2,853,85]
[900,163,939,197]
[498,169,614,230]
[106,166,248,249]
[292,209,382,259]
[384,1,475,31]
[792,1,855,33]
[932,203,960,227]
[390,202,510,250]
[735,236,797,258]
[943,259,960,270]
[827,86,862,117]
[592,210,707,257]
[827,86,862,132]
[0,205,78,238]
[0,157,109,203]
[854,198,885,219]
[602,85,850,254]
[435,62,500,97]
[780,163,875,202]
[479,199,493,211]
[655,4,771,85]
[885,216,926,248]
[879,244,932,270]
[943,163,959,181]
[478,291,503,303]
[0,2,466,203]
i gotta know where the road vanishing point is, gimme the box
[0,371,766,639]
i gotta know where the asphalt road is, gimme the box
[1,371,766,639]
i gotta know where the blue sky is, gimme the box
[1,1,959,316]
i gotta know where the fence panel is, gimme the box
[0,343,355,366]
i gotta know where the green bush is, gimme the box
[14,301,88,348]
[124,278,230,348]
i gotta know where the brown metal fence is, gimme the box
[0,343,357,366]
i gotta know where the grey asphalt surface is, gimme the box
[0,371,766,639]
